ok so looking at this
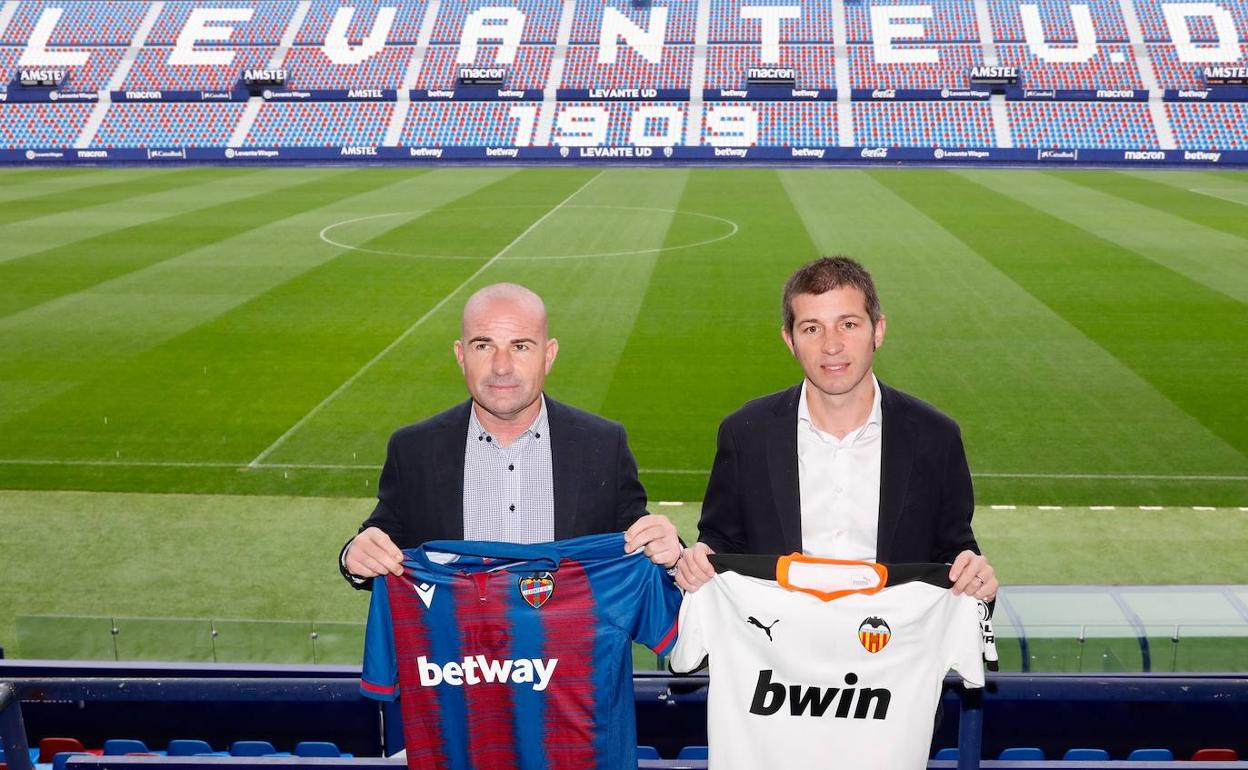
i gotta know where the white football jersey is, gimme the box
[670,557,986,770]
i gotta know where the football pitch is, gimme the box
[0,165,1245,660]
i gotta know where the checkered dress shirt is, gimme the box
[462,397,555,543]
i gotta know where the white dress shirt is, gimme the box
[797,375,883,561]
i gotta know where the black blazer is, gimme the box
[341,396,649,585]
[698,381,978,564]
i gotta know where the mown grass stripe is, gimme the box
[0,167,210,226]
[0,168,360,320]
[871,169,1248,459]
[249,169,605,466]
[0,170,600,468]
[955,169,1248,305]
[0,168,101,187]
[602,168,818,501]
[0,168,469,429]
[252,168,605,466]
[1051,169,1248,244]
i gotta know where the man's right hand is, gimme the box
[673,542,717,593]
[345,527,405,578]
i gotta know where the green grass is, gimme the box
[3,491,1245,666]
[0,167,1243,505]
[0,167,1245,666]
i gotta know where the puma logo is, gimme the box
[748,616,779,641]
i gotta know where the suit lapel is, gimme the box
[877,383,914,562]
[548,397,582,540]
[767,386,803,553]
[434,400,470,540]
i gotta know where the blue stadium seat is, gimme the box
[933,748,958,759]
[102,740,149,756]
[166,740,223,756]
[1127,748,1174,761]
[294,742,345,758]
[636,746,661,759]
[230,741,278,757]
[676,746,709,760]
[52,752,90,770]
[999,747,1045,760]
[1064,748,1111,760]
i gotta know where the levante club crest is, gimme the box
[519,572,555,609]
[858,616,892,653]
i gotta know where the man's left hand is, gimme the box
[949,550,998,601]
[624,514,682,569]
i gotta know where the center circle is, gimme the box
[318,205,740,261]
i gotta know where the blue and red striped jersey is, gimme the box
[361,532,681,770]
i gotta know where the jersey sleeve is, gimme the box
[667,579,713,674]
[944,594,986,690]
[600,552,682,655]
[360,572,399,700]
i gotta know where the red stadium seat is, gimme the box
[1192,748,1239,761]
[39,739,86,763]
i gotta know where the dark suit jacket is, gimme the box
[698,380,978,564]
[340,396,649,586]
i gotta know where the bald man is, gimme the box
[340,283,681,588]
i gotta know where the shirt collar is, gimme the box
[468,395,549,443]
[798,375,882,437]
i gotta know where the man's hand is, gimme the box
[345,526,405,578]
[949,550,997,601]
[673,542,717,593]
[624,514,682,569]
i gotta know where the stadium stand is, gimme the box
[995,42,1143,89]
[1133,0,1248,40]
[294,0,428,45]
[122,46,279,91]
[552,101,689,145]
[0,46,124,92]
[572,1,698,44]
[718,102,840,146]
[0,1,149,46]
[1149,44,1247,88]
[143,1,296,46]
[989,0,1130,42]
[0,103,94,149]
[1007,101,1158,148]
[246,102,393,147]
[401,101,540,146]
[92,103,246,148]
[709,0,836,43]
[279,45,414,90]
[415,43,552,89]
[1167,103,1248,149]
[1,0,1247,163]
[704,44,836,89]
[429,0,561,43]
[854,101,995,147]
[844,0,981,44]
[847,43,982,89]
[560,45,694,90]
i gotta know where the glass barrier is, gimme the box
[16,615,364,664]
[15,614,1248,672]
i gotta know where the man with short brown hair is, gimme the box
[675,257,997,600]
